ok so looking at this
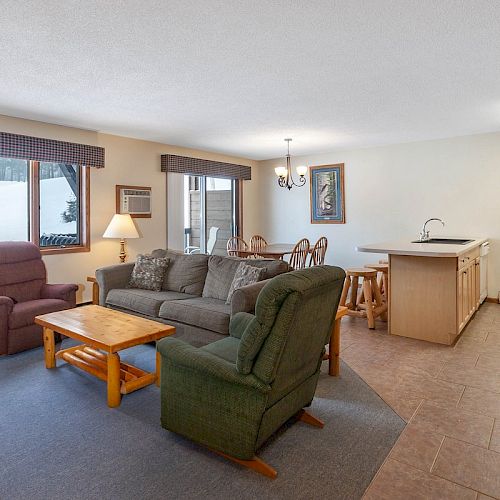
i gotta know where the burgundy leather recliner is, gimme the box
[0,241,77,355]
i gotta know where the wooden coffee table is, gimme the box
[35,305,175,408]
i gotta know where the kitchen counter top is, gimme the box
[356,237,487,258]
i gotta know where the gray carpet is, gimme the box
[0,340,404,500]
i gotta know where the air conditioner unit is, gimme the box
[120,188,151,216]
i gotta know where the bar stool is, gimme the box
[364,263,389,303]
[340,268,387,329]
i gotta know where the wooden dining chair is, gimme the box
[308,237,328,266]
[289,238,310,270]
[227,236,249,257]
[250,235,267,257]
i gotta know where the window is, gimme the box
[0,158,29,241]
[183,175,240,255]
[0,158,89,253]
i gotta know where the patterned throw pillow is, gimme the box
[226,262,266,304]
[128,255,169,292]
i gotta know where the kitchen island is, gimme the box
[357,238,487,345]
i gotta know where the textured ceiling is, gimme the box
[0,0,499,160]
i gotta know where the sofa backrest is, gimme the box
[0,241,47,302]
[152,249,289,301]
[152,249,209,296]
[236,266,345,393]
[202,255,289,301]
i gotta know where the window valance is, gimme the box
[161,154,251,180]
[0,132,105,168]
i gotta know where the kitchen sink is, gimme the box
[411,238,473,245]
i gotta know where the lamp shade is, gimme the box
[103,214,140,239]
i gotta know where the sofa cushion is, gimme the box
[202,255,290,302]
[9,299,69,330]
[202,255,243,301]
[158,297,231,335]
[226,262,266,304]
[201,337,240,363]
[246,259,290,280]
[152,250,209,296]
[129,255,169,292]
[106,289,195,317]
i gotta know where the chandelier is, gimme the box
[274,138,307,190]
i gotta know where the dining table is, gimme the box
[237,243,310,260]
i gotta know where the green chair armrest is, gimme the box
[229,311,255,339]
[157,337,269,393]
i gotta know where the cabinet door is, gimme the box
[457,270,465,331]
[475,258,481,308]
[468,261,475,317]
[463,267,469,325]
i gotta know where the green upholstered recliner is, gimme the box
[157,265,345,477]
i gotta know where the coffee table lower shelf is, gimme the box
[55,344,158,398]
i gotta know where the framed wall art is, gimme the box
[309,164,345,224]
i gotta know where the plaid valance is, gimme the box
[0,132,105,168]
[161,154,251,180]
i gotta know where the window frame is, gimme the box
[29,160,90,255]
[182,174,242,254]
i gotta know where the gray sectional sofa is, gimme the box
[95,250,289,346]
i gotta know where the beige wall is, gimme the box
[250,132,500,299]
[3,113,498,302]
[0,114,255,303]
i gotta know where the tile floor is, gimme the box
[337,302,500,499]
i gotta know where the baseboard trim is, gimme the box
[77,301,93,307]
[485,297,499,304]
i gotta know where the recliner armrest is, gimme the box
[229,311,255,339]
[230,279,270,316]
[95,263,135,305]
[157,337,269,393]
[40,284,78,303]
[0,295,14,313]
[0,296,14,355]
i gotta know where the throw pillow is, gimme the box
[226,262,266,304]
[128,255,169,292]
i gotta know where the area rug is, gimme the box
[0,340,404,500]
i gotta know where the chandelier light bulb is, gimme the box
[296,165,308,177]
[274,166,287,178]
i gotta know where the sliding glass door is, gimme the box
[183,175,239,255]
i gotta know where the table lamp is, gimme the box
[103,214,140,263]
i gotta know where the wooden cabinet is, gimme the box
[456,252,481,334]
[474,257,481,310]
[390,246,481,345]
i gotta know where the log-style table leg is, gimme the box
[156,351,161,387]
[43,328,56,369]
[107,353,122,408]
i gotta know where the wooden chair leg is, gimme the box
[371,276,388,321]
[371,277,384,308]
[363,278,375,329]
[358,287,365,304]
[297,409,325,428]
[339,275,351,307]
[211,449,277,479]
[349,276,359,309]
[382,272,389,302]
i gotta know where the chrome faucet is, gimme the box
[419,218,445,242]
